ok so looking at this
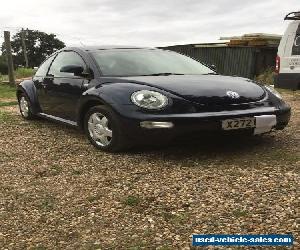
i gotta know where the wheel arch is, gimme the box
[77,97,107,129]
[17,80,40,114]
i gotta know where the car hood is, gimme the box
[112,74,266,105]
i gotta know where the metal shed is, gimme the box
[161,42,278,79]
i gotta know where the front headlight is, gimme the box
[265,85,282,99]
[131,90,168,109]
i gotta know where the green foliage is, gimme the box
[255,67,275,85]
[0,84,16,98]
[123,195,140,206]
[15,67,35,79]
[1,29,65,68]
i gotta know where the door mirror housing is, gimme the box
[60,65,85,76]
[209,64,217,72]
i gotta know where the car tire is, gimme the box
[84,105,129,152]
[18,93,35,120]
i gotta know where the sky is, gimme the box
[1,0,299,47]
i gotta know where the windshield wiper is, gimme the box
[138,73,185,76]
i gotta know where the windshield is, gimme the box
[91,49,214,76]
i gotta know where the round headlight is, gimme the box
[265,85,282,99]
[131,90,168,109]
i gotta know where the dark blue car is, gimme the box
[17,46,291,151]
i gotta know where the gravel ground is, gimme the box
[0,92,299,250]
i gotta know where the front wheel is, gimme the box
[18,93,35,120]
[84,105,129,152]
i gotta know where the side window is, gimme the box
[35,55,55,77]
[48,51,86,77]
[292,24,300,55]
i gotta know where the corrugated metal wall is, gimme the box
[161,45,276,79]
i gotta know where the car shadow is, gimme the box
[31,117,282,162]
[126,132,279,157]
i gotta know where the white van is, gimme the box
[275,12,300,90]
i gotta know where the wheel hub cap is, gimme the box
[88,113,112,146]
[19,97,29,117]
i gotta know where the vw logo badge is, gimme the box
[226,90,240,99]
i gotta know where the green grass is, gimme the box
[232,209,249,218]
[39,195,55,211]
[162,212,189,225]
[87,194,103,203]
[0,68,35,84]
[0,110,16,122]
[0,101,18,107]
[0,74,8,82]
[0,84,16,99]
[15,67,35,79]
[123,195,140,206]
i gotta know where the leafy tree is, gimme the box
[2,29,65,68]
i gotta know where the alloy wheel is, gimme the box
[87,112,113,146]
[19,96,29,117]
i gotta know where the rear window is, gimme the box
[292,24,300,55]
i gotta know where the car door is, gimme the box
[44,51,88,121]
[33,54,56,113]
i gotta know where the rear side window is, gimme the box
[292,24,300,55]
[35,55,55,76]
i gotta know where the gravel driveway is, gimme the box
[0,91,299,249]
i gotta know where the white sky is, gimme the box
[1,0,299,47]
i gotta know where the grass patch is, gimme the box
[162,212,189,225]
[0,101,18,107]
[39,195,55,211]
[15,67,35,79]
[0,110,16,122]
[34,165,63,178]
[50,165,63,176]
[87,194,103,203]
[123,195,140,206]
[0,74,8,82]
[0,84,16,99]
[232,209,249,217]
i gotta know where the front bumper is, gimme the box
[114,105,291,143]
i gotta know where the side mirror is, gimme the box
[60,65,85,76]
[210,64,217,72]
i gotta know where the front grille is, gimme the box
[194,101,270,112]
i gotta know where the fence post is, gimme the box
[21,28,29,68]
[4,31,15,85]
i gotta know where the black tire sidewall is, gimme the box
[84,105,125,152]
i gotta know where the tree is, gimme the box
[2,29,65,68]
[0,55,8,74]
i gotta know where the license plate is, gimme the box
[222,117,256,130]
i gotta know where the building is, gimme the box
[161,33,281,79]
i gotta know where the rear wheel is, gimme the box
[84,105,129,152]
[18,93,34,119]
